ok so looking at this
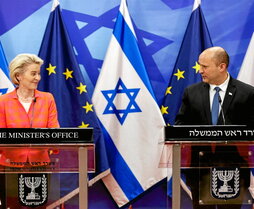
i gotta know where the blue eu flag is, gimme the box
[38,2,109,189]
[161,2,213,126]
[161,0,213,197]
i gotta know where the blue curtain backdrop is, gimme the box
[1,0,254,208]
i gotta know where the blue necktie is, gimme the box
[211,87,221,125]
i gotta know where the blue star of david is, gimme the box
[101,78,141,125]
[0,88,8,95]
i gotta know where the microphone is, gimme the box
[218,94,226,125]
[33,98,36,103]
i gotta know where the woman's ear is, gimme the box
[16,73,20,83]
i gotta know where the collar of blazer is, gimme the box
[201,76,235,124]
[201,82,212,124]
[222,76,236,114]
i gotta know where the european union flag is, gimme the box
[161,0,213,126]
[37,1,109,188]
[161,0,213,198]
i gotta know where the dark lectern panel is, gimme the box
[165,125,254,141]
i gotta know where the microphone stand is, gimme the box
[218,94,226,125]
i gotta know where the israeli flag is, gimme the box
[237,32,254,199]
[0,42,14,95]
[92,0,166,206]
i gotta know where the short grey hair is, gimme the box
[9,53,43,85]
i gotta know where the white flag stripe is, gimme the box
[51,0,60,11]
[193,0,201,11]
[0,68,14,94]
[237,32,254,86]
[102,173,129,206]
[249,171,254,198]
[119,0,136,38]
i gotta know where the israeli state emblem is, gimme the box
[211,167,240,199]
[18,174,48,206]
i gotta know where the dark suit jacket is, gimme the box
[175,76,254,126]
[175,77,254,186]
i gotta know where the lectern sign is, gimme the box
[211,167,240,199]
[18,174,48,206]
[0,128,93,144]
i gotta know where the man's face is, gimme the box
[198,52,221,85]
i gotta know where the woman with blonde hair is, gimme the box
[0,53,59,208]
[1,53,59,128]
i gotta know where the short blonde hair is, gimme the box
[9,53,44,85]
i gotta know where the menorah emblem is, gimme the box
[25,176,41,200]
[19,174,48,206]
[211,167,240,199]
[217,170,234,193]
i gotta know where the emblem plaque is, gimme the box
[18,174,48,206]
[211,167,240,199]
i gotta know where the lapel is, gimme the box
[222,77,236,115]
[201,82,212,124]
[200,77,236,125]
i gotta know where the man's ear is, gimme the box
[219,63,227,72]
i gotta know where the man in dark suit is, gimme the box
[175,46,254,209]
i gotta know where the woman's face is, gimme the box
[17,63,41,90]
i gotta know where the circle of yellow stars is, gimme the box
[160,62,200,126]
[46,63,93,128]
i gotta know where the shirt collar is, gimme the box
[210,73,230,92]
